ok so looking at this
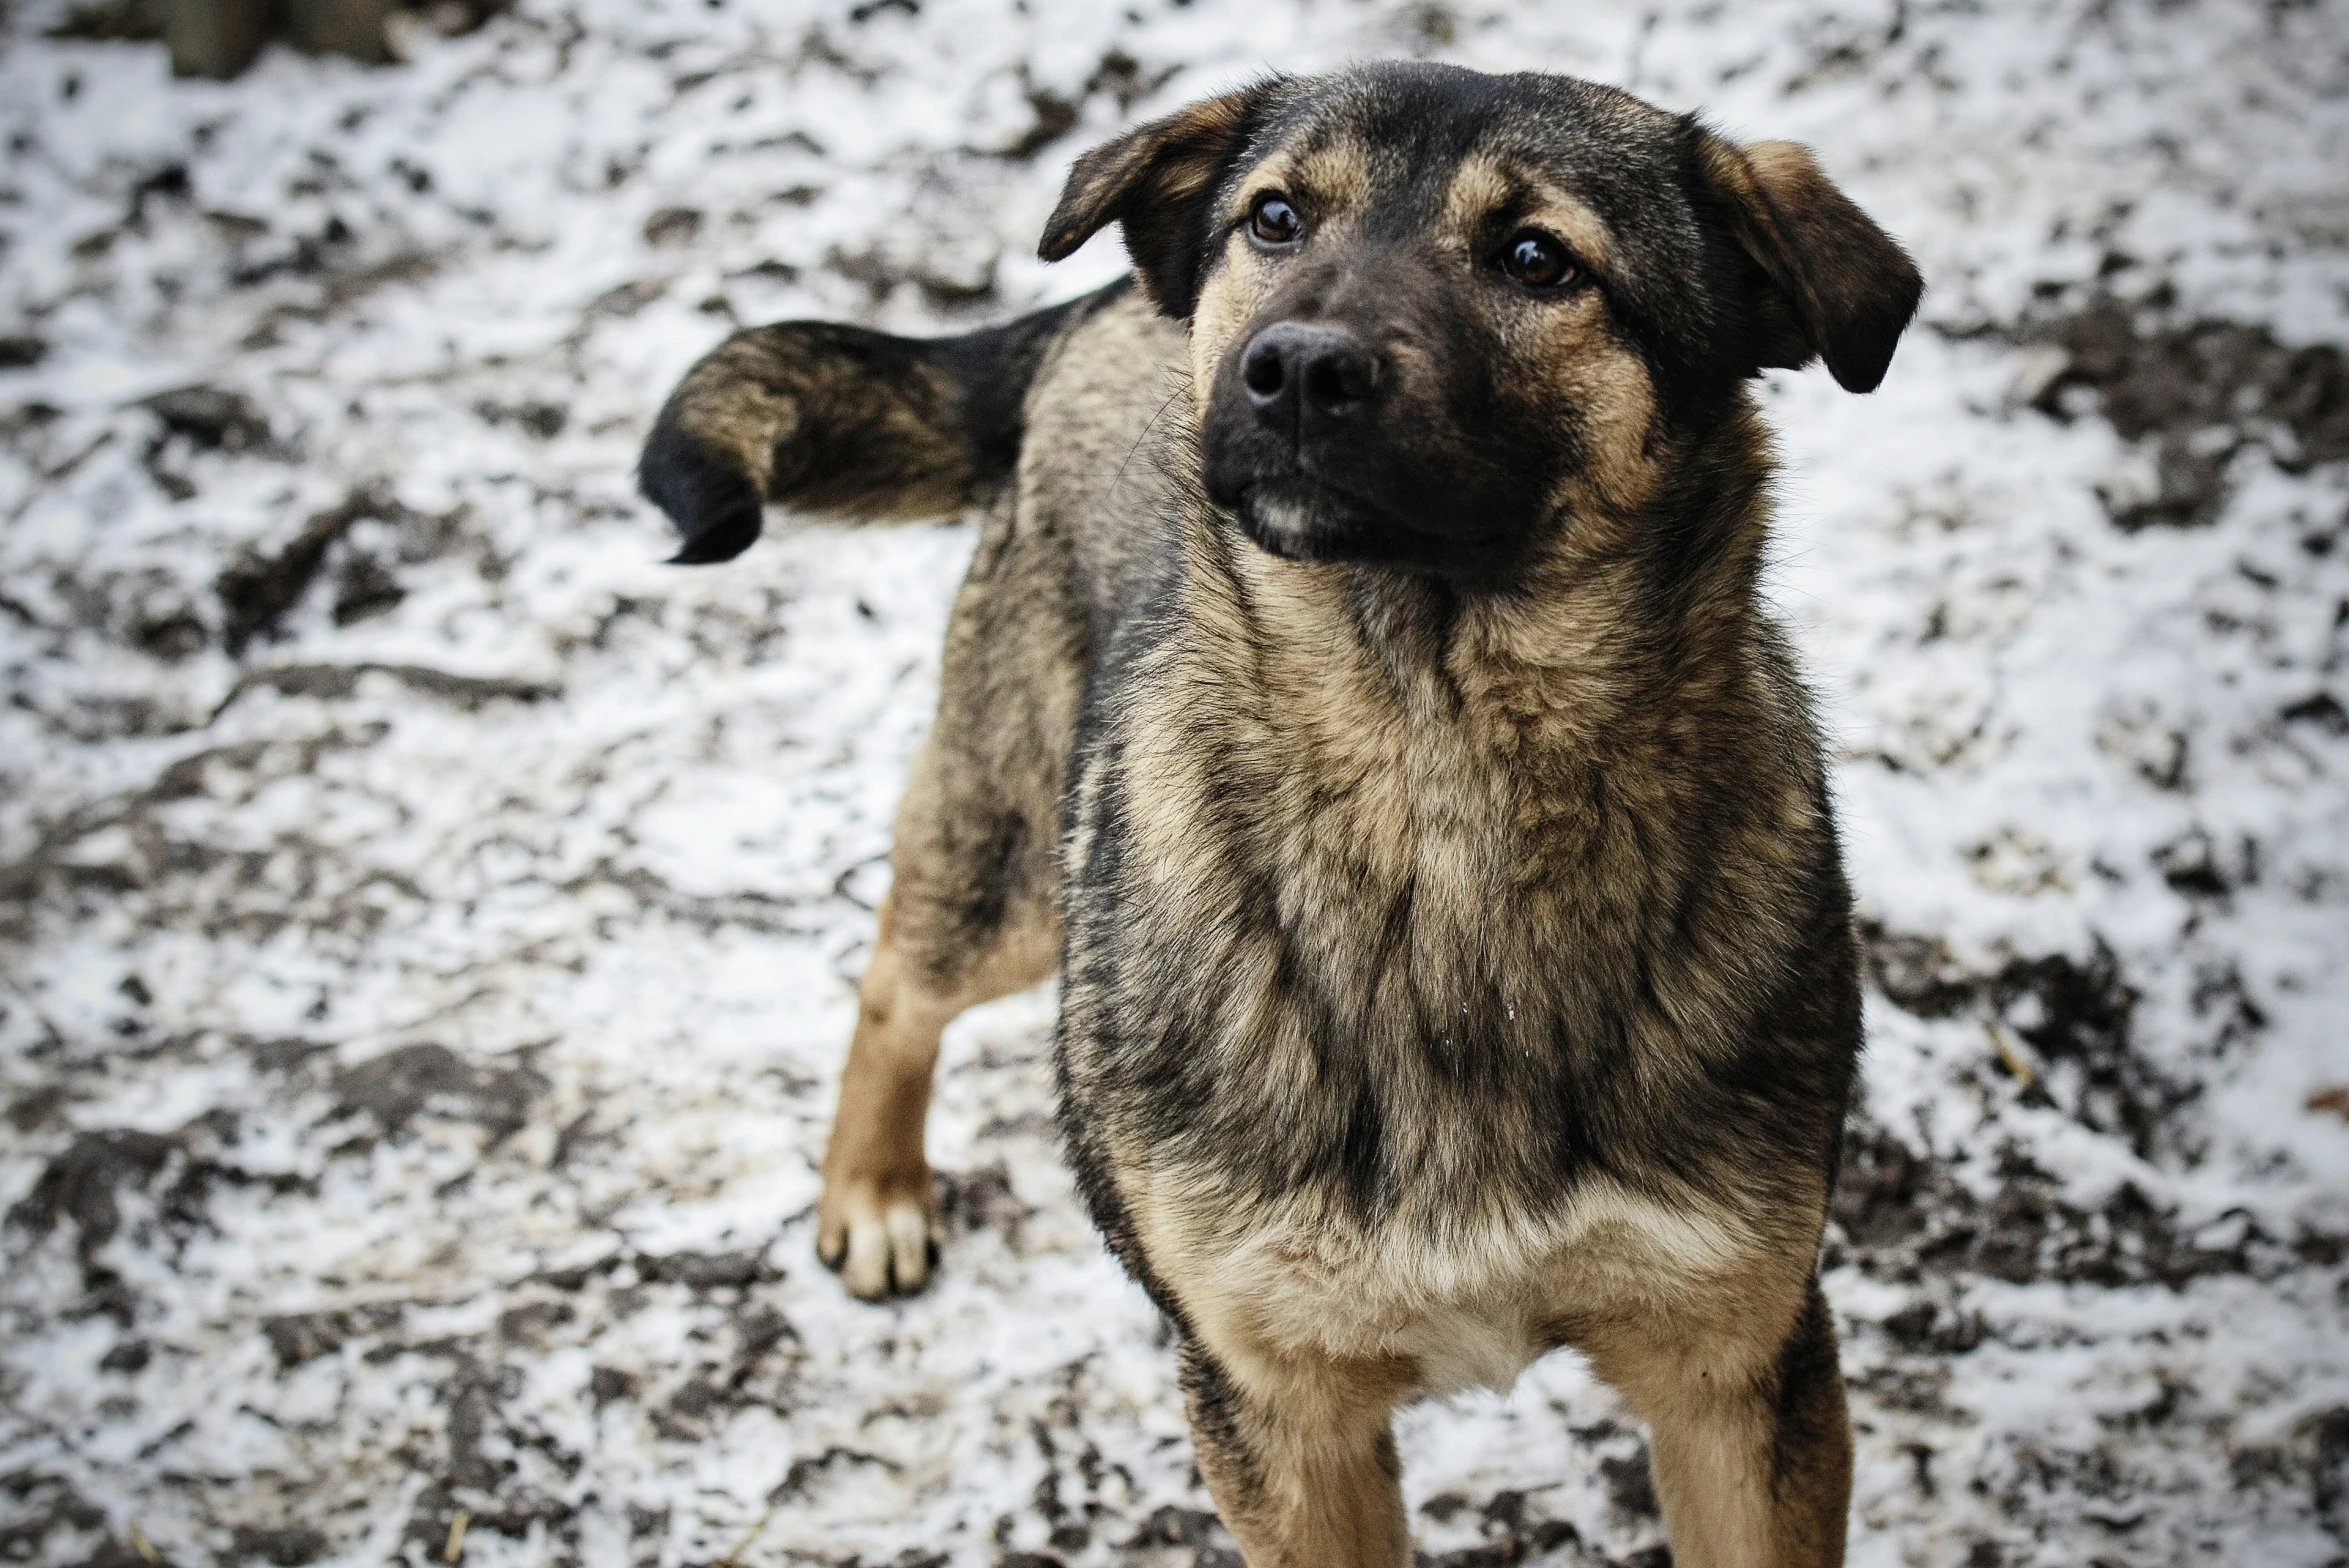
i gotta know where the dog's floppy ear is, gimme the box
[1698,134,1923,393]
[1038,80,1283,319]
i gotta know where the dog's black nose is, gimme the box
[1239,322,1376,421]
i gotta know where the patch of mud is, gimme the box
[329,1043,547,1143]
[215,662,559,715]
[3,1128,174,1264]
[1861,925,2199,1161]
[938,1159,1036,1250]
[0,1473,110,1568]
[215,487,450,657]
[1829,1121,2332,1289]
[0,732,377,938]
[245,1272,813,1563]
[262,1303,408,1367]
[227,1525,329,1566]
[1412,1435,1659,1567]
[138,386,280,502]
[1843,929,2316,1290]
[144,386,273,455]
[5,1121,313,1322]
[2021,294,2349,529]
[634,1249,776,1289]
[989,48,1178,161]
[473,399,567,439]
[826,242,1001,313]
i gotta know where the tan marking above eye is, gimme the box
[1291,136,1376,212]
[1439,155,1616,277]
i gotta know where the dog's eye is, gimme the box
[1248,194,1304,248]
[1499,231,1578,289]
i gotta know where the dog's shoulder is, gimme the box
[1008,282,1194,620]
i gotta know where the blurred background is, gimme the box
[1,2,2345,1566]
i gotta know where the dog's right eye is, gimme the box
[1248,194,1304,248]
[1498,230,1580,290]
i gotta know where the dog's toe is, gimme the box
[815,1212,849,1272]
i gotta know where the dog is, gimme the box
[636,62,1921,1568]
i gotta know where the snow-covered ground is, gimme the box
[2,1,2346,1564]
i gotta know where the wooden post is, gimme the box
[282,0,398,64]
[164,0,268,78]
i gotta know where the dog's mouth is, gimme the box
[1227,477,1416,565]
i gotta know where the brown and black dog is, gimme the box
[637,63,1920,1568]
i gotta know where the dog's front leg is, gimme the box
[1175,1331,1414,1568]
[815,890,958,1299]
[815,762,1062,1296]
[1577,1274,1852,1568]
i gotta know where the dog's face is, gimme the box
[1041,65,1921,587]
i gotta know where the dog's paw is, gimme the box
[815,1169,942,1300]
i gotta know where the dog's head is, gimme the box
[1040,65,1921,586]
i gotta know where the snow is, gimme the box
[2,0,2346,1565]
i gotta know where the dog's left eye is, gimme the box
[1499,231,1579,289]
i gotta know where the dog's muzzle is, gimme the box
[1205,319,1404,559]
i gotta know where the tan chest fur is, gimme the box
[1072,518,1825,1393]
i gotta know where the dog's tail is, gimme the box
[637,286,1110,564]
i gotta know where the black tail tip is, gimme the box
[638,420,764,565]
